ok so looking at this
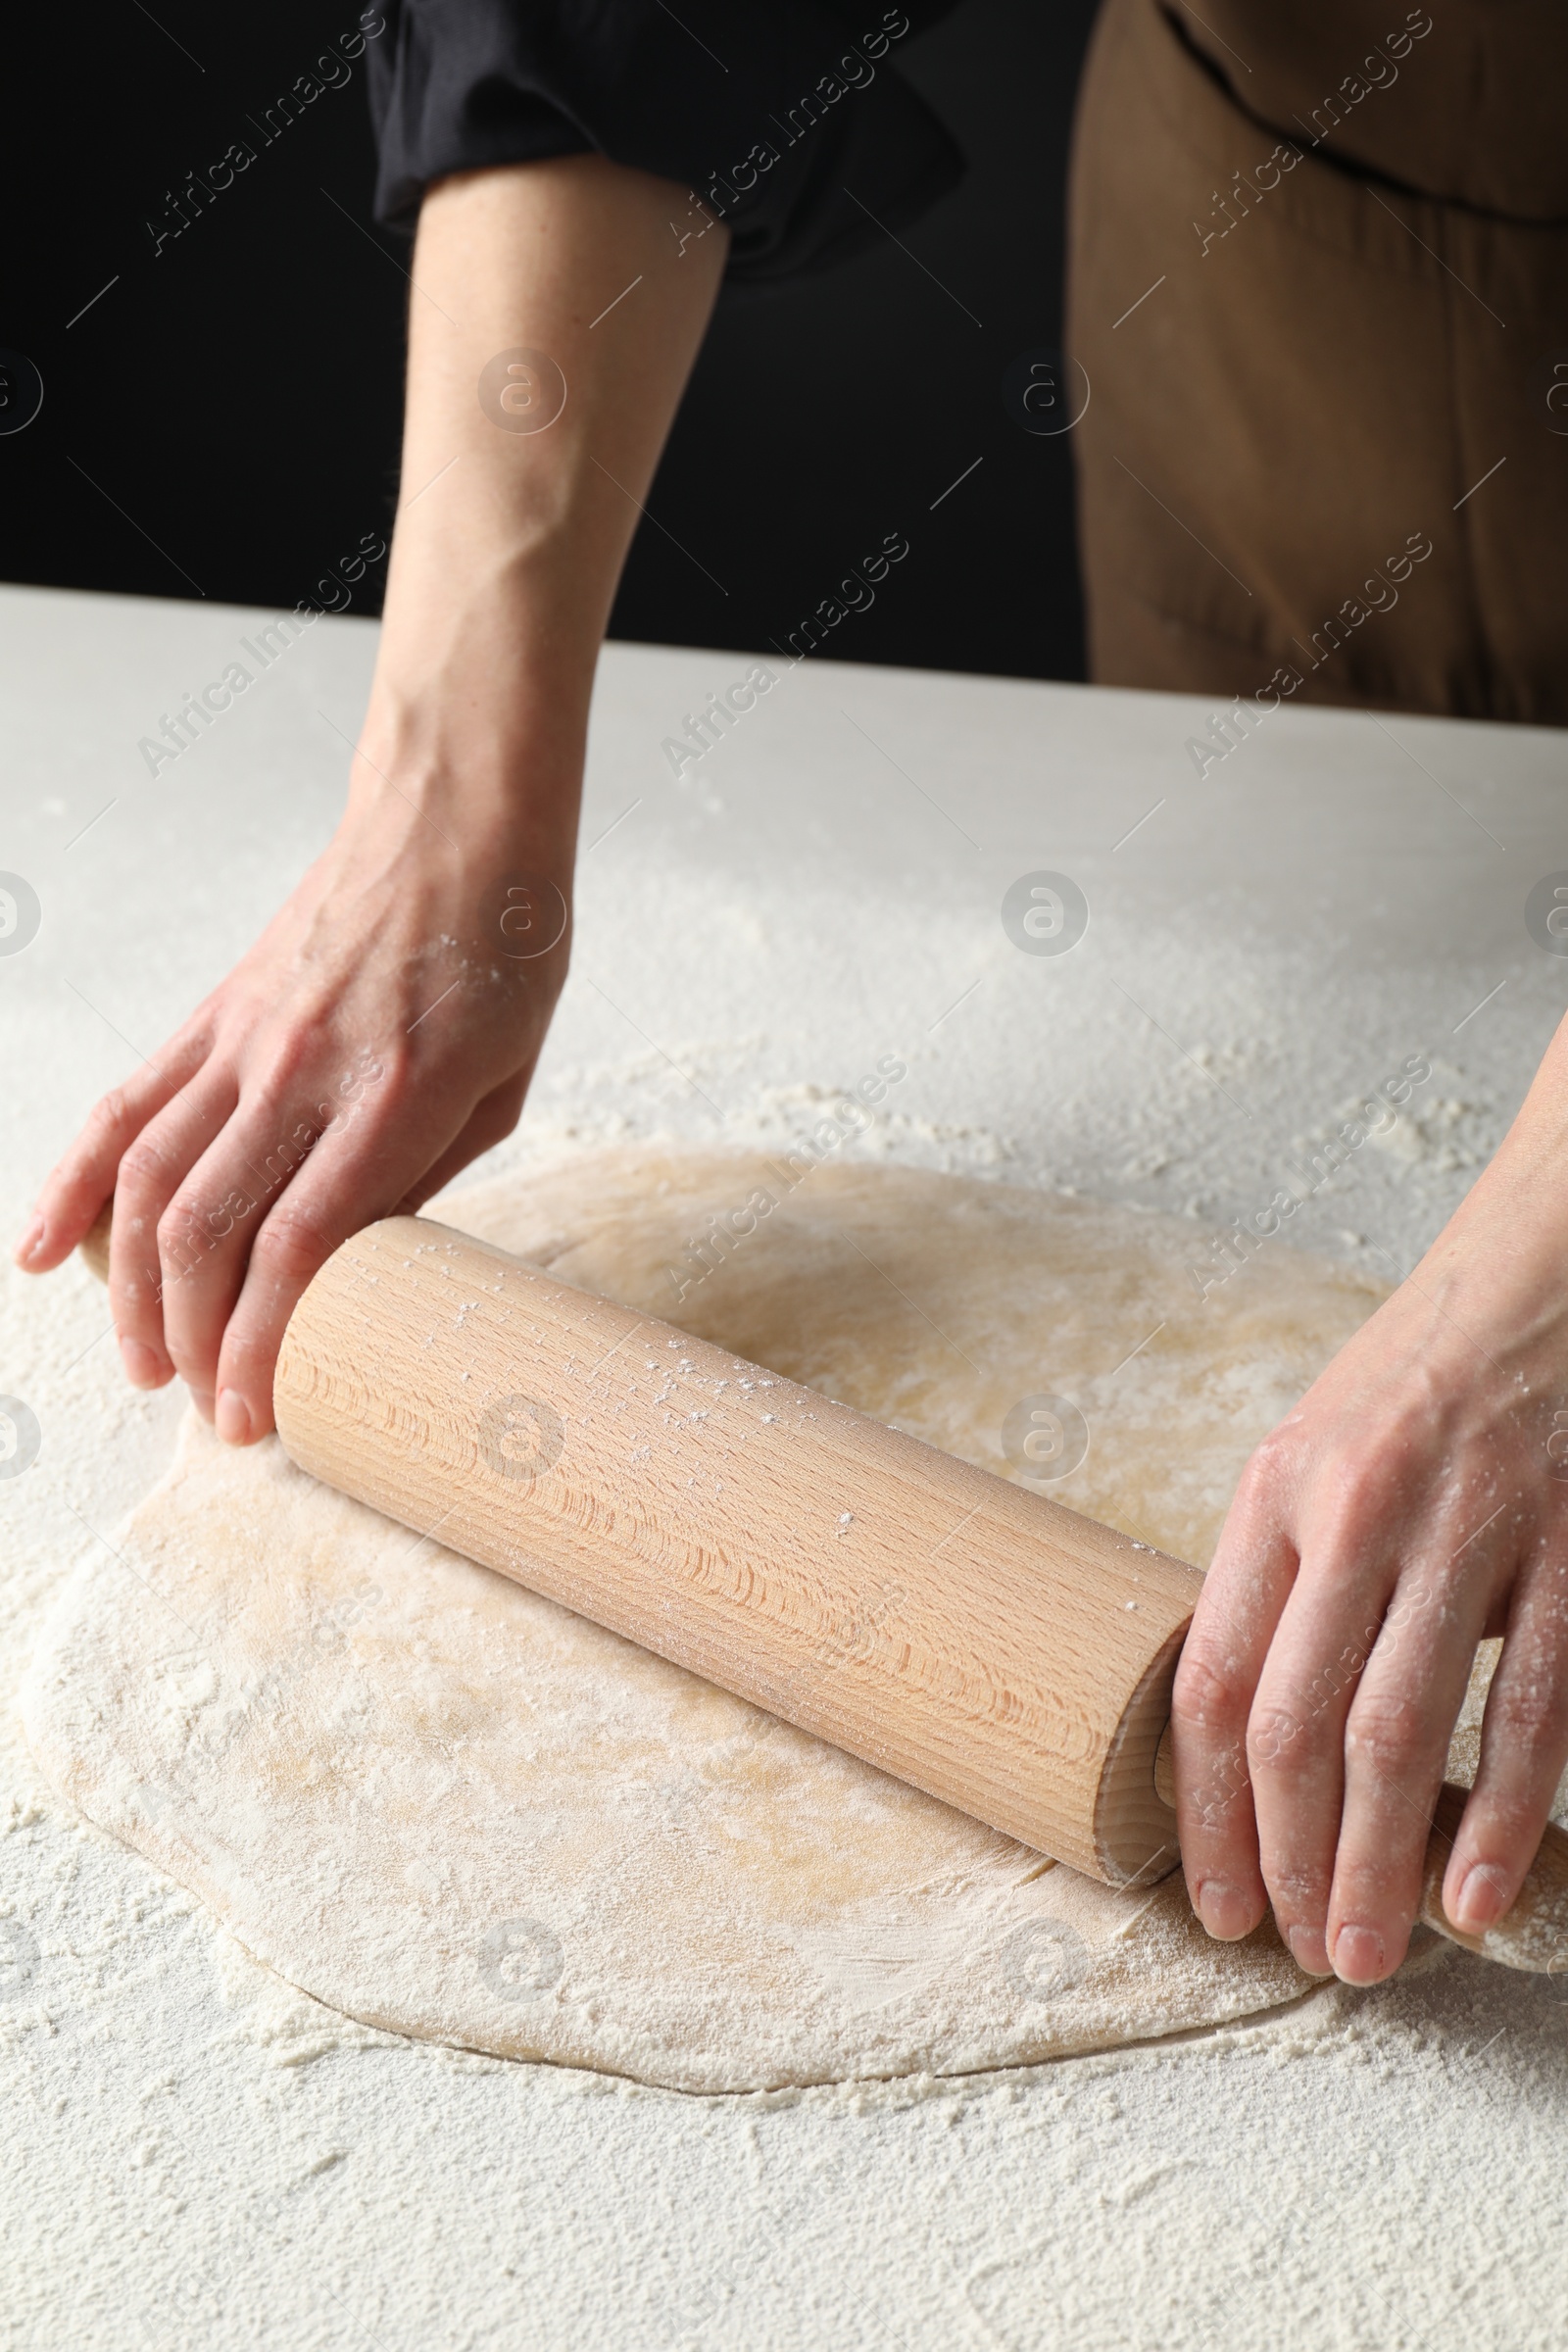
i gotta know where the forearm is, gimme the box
[359,153,729,854]
[1403,1011,1568,1333]
[16,153,728,1437]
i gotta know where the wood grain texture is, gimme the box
[273,1215,1202,1886]
[1418,1783,1568,1974]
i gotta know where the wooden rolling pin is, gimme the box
[82,1202,1568,1967]
[272,1214,1194,1886]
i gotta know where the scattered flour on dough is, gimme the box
[23,1150,1399,2092]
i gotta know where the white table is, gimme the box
[3,584,1566,2350]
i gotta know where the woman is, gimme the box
[18,0,1568,1993]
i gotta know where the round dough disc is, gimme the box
[24,1152,1387,2091]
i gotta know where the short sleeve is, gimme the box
[364,0,966,281]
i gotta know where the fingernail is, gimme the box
[1287,1924,1332,1977]
[215,1388,252,1446]
[1195,1878,1250,1940]
[1331,1924,1386,1984]
[119,1336,165,1388]
[1451,1862,1511,1934]
[14,1216,44,1267]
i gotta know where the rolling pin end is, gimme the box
[1416,1787,1568,1976]
[79,1199,114,1285]
[1153,1720,1176,1812]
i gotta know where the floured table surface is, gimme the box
[11,600,1568,2350]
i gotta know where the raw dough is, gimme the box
[23,1152,1389,2092]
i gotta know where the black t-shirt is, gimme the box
[366,0,965,280]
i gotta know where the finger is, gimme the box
[1247,1553,1396,1979]
[1442,1542,1568,1938]
[210,1076,444,1443]
[155,1067,416,1412]
[154,1130,275,1409]
[19,1029,211,1271]
[206,1064,531,1440]
[1327,1557,1496,1984]
[1172,1451,1301,1944]
[107,1069,238,1391]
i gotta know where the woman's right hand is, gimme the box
[16,772,572,1445]
[15,150,731,1432]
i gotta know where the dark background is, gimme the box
[0,0,1099,680]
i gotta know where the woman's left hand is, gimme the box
[1173,1067,1568,1984]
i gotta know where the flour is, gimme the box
[8,1158,1560,2348]
[27,1152,1371,2094]
[7,607,1568,2347]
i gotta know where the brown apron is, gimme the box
[1066,0,1568,721]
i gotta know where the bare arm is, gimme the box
[17,155,728,1439]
